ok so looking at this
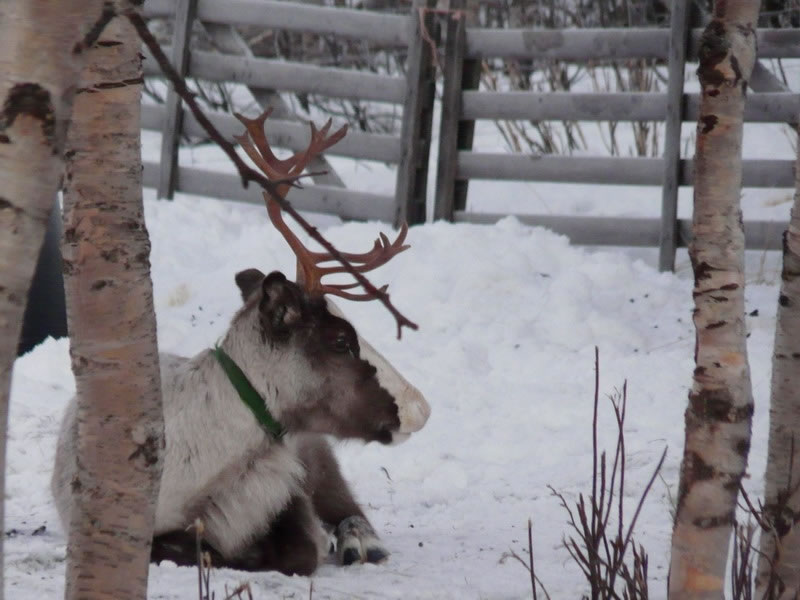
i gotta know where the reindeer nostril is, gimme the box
[376,426,393,444]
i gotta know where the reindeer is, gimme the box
[51,114,430,576]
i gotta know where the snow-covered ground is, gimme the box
[7,65,799,597]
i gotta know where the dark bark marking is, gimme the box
[779,294,791,307]
[97,40,123,47]
[694,366,706,377]
[687,451,715,481]
[693,512,735,529]
[720,283,739,291]
[689,388,753,424]
[734,438,750,457]
[73,2,116,54]
[710,295,729,302]
[1,83,56,144]
[0,197,22,214]
[79,77,145,94]
[63,227,78,244]
[694,260,719,282]
[706,321,726,329]
[730,55,742,86]
[0,134,9,143]
[700,115,718,134]
[128,434,161,467]
[697,21,729,88]
[100,248,122,262]
[792,353,800,359]
[708,89,720,97]
[91,279,113,291]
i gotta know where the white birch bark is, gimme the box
[668,1,761,598]
[0,3,104,597]
[755,121,800,598]
[61,14,164,600]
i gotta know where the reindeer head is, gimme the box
[231,268,405,444]
[231,110,430,443]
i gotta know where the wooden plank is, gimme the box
[454,212,784,250]
[465,28,670,60]
[457,152,795,187]
[188,51,406,104]
[140,103,163,131]
[157,0,198,199]
[142,103,401,163]
[142,0,174,18]
[465,27,800,60]
[460,91,800,123]
[659,0,691,272]
[143,163,394,221]
[196,0,409,46]
[143,161,160,189]
[181,108,402,163]
[395,0,437,226]
[433,11,467,221]
[451,58,482,213]
[459,153,664,184]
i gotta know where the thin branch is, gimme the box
[126,10,418,338]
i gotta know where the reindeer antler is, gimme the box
[235,111,410,301]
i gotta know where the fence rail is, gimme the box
[143,0,410,45]
[460,91,800,123]
[466,27,800,60]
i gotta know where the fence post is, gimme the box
[658,0,691,271]
[395,0,437,227]
[157,0,198,199]
[433,10,466,221]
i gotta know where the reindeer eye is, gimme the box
[332,335,349,354]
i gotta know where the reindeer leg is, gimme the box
[247,492,328,576]
[297,434,389,565]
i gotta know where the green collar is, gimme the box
[212,345,285,440]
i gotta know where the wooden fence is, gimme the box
[432,4,800,270]
[141,0,436,226]
[142,0,800,272]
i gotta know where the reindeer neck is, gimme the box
[213,308,285,434]
[212,345,285,439]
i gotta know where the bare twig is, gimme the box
[528,519,537,600]
[126,10,418,338]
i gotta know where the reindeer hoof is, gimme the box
[335,516,389,566]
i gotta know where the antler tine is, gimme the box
[234,110,296,172]
[317,223,409,273]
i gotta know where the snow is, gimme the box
[7,78,798,598]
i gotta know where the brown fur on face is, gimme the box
[236,269,401,444]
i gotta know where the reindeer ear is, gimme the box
[235,268,266,301]
[259,271,302,338]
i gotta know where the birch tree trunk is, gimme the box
[61,14,164,600]
[668,1,761,598]
[0,2,104,597]
[754,126,800,598]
